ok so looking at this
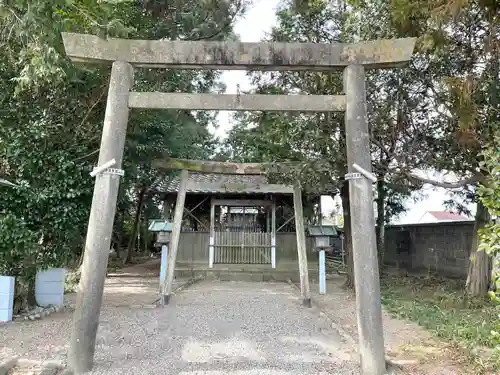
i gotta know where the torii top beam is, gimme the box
[61,33,416,71]
[152,158,300,175]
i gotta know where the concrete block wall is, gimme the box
[35,268,66,307]
[0,275,15,322]
[384,221,474,278]
[176,223,476,279]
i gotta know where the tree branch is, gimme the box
[371,137,396,161]
[72,149,99,162]
[403,171,483,189]
[77,85,107,134]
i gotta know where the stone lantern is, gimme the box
[148,219,173,291]
[307,225,336,250]
[307,225,337,294]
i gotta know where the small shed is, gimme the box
[148,158,338,282]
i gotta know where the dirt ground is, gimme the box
[0,259,188,363]
[1,262,359,375]
[0,262,476,374]
[310,276,474,375]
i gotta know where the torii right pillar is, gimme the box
[343,64,384,375]
[343,43,415,374]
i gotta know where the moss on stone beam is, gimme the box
[61,33,417,70]
[152,158,288,175]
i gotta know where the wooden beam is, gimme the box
[152,158,296,175]
[186,180,293,194]
[212,199,272,207]
[182,196,209,230]
[183,207,208,231]
[293,184,311,307]
[62,33,416,70]
[162,200,170,221]
[129,92,346,112]
[277,214,295,233]
[317,196,323,225]
[188,196,209,213]
[161,170,188,304]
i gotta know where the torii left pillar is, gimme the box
[68,61,134,374]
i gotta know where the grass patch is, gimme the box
[380,274,499,372]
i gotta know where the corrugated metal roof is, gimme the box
[159,172,269,194]
[307,225,337,236]
[148,220,173,232]
[154,172,337,195]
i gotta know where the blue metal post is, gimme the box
[159,244,168,291]
[319,249,326,294]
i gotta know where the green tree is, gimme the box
[118,0,247,262]
[224,0,359,285]
[0,0,247,303]
[478,132,500,357]
[225,0,427,284]
[386,0,500,296]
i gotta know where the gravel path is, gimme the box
[95,280,359,375]
[1,276,359,375]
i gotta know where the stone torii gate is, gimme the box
[61,33,415,375]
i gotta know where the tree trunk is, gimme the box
[375,179,386,273]
[466,199,491,296]
[78,251,85,267]
[340,181,355,291]
[317,196,322,224]
[124,187,146,264]
[27,277,37,307]
[115,212,125,259]
[143,203,149,254]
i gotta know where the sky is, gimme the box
[212,0,476,225]
[209,0,282,139]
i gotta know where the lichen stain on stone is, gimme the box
[240,53,250,63]
[63,32,416,69]
[139,40,157,63]
[213,45,236,65]
[371,40,401,62]
[340,47,359,64]
[271,49,286,66]
[340,40,409,65]
[243,165,265,174]
[168,159,203,172]
[249,45,265,65]
[302,46,316,63]
[180,42,296,67]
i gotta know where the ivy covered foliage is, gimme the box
[479,134,500,289]
[0,0,246,306]
[478,132,500,355]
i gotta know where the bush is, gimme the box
[0,213,40,278]
[477,132,500,364]
[0,213,41,311]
